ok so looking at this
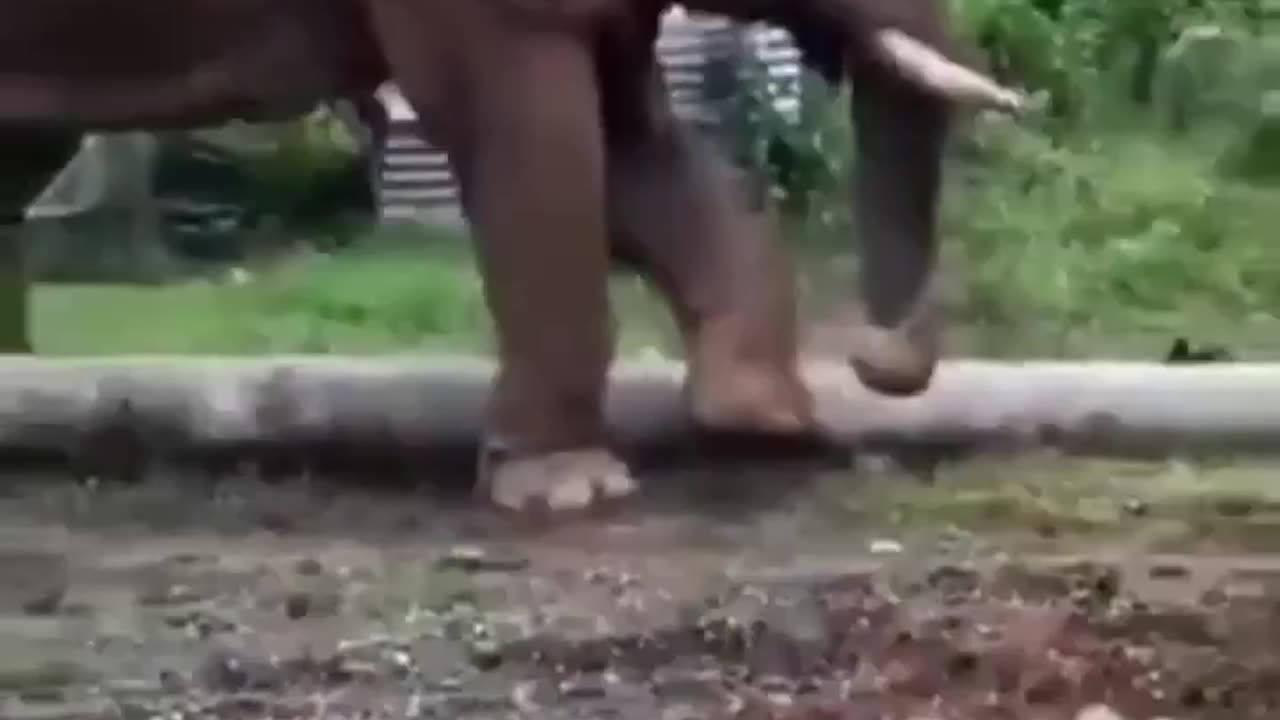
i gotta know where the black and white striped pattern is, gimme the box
[377,10,802,224]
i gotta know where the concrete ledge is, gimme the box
[0,356,1276,476]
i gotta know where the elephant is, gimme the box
[0,0,1021,516]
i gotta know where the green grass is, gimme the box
[938,120,1280,360]
[31,229,680,357]
[28,126,1280,361]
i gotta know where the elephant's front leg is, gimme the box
[601,53,816,436]
[370,7,637,514]
[465,35,642,513]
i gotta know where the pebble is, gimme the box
[437,546,529,573]
[1075,704,1128,720]
[559,674,608,699]
[1148,563,1190,580]
[158,670,188,695]
[870,539,904,555]
[283,585,343,620]
[293,557,325,576]
[661,703,704,720]
[283,592,311,620]
[1122,498,1149,517]
[467,638,503,671]
[195,648,284,693]
[650,667,724,702]
[135,584,205,608]
[163,609,238,637]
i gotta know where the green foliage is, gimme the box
[719,0,1280,357]
[951,0,1266,125]
[724,53,850,217]
[154,107,375,258]
[949,114,1279,355]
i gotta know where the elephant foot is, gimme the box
[686,361,817,436]
[848,322,940,397]
[476,445,639,516]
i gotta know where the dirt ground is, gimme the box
[4,456,1280,720]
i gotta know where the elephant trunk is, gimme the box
[845,62,947,396]
[772,3,1019,395]
[833,20,1020,396]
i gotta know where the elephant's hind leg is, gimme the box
[368,4,637,515]
[601,57,816,436]
[0,131,80,352]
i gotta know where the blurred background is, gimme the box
[15,0,1279,361]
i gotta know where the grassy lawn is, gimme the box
[30,237,682,357]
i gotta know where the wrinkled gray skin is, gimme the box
[0,0,1020,516]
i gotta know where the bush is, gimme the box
[950,0,1267,127]
[153,108,377,265]
[949,114,1277,352]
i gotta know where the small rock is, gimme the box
[196,648,284,693]
[225,267,252,285]
[661,703,704,720]
[429,675,465,692]
[1075,704,1128,720]
[437,546,530,573]
[21,588,65,617]
[331,658,382,684]
[881,657,943,697]
[103,679,162,700]
[559,674,608,699]
[927,564,980,597]
[1212,496,1256,518]
[279,586,342,619]
[1200,588,1228,607]
[755,675,794,695]
[158,669,188,694]
[650,667,724,703]
[135,583,205,608]
[1148,563,1190,580]
[163,608,238,637]
[294,557,325,577]
[206,694,268,717]
[284,592,311,620]
[388,649,414,676]
[1022,667,1071,705]
[869,539,904,555]
[467,638,503,671]
[1122,498,1149,517]
[114,700,156,720]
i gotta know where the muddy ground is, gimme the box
[4,454,1280,720]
